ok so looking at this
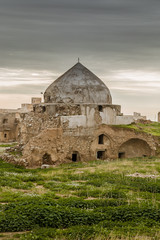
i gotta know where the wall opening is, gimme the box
[118,152,125,159]
[98,134,104,144]
[72,151,80,162]
[72,154,77,162]
[42,153,52,165]
[98,105,103,112]
[97,151,105,160]
[4,133,7,138]
[3,119,8,124]
[118,138,152,158]
[42,106,46,113]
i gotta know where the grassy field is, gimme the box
[114,122,160,137]
[0,157,160,239]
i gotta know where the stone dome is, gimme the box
[44,62,112,104]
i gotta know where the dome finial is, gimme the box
[78,57,80,63]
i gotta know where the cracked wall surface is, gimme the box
[22,124,157,167]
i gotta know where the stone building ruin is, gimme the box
[0,62,157,167]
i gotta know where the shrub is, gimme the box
[1,201,160,232]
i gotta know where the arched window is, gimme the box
[98,134,104,144]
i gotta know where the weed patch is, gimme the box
[1,157,160,239]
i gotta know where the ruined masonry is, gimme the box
[0,62,157,167]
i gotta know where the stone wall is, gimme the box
[19,112,60,144]
[18,103,121,144]
[22,124,157,167]
[0,112,20,142]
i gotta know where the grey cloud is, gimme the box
[0,0,159,72]
[0,84,46,95]
[0,0,160,119]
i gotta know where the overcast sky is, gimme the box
[0,0,160,120]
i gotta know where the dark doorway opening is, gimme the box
[42,153,52,164]
[118,152,125,159]
[98,134,104,144]
[98,105,103,112]
[72,151,80,162]
[4,133,7,138]
[72,154,77,162]
[97,151,105,160]
[42,106,46,113]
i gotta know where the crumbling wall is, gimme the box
[20,103,120,144]
[116,112,147,125]
[34,103,81,116]
[21,124,157,167]
[22,128,92,167]
[19,112,60,144]
[60,104,121,128]
[90,125,156,160]
[0,112,20,142]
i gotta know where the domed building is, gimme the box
[18,61,155,167]
[44,62,112,105]
[32,61,123,129]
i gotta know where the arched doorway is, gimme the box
[118,138,152,159]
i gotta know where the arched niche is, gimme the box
[118,138,152,159]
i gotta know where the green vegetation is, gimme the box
[1,158,160,239]
[0,143,18,148]
[114,122,160,137]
